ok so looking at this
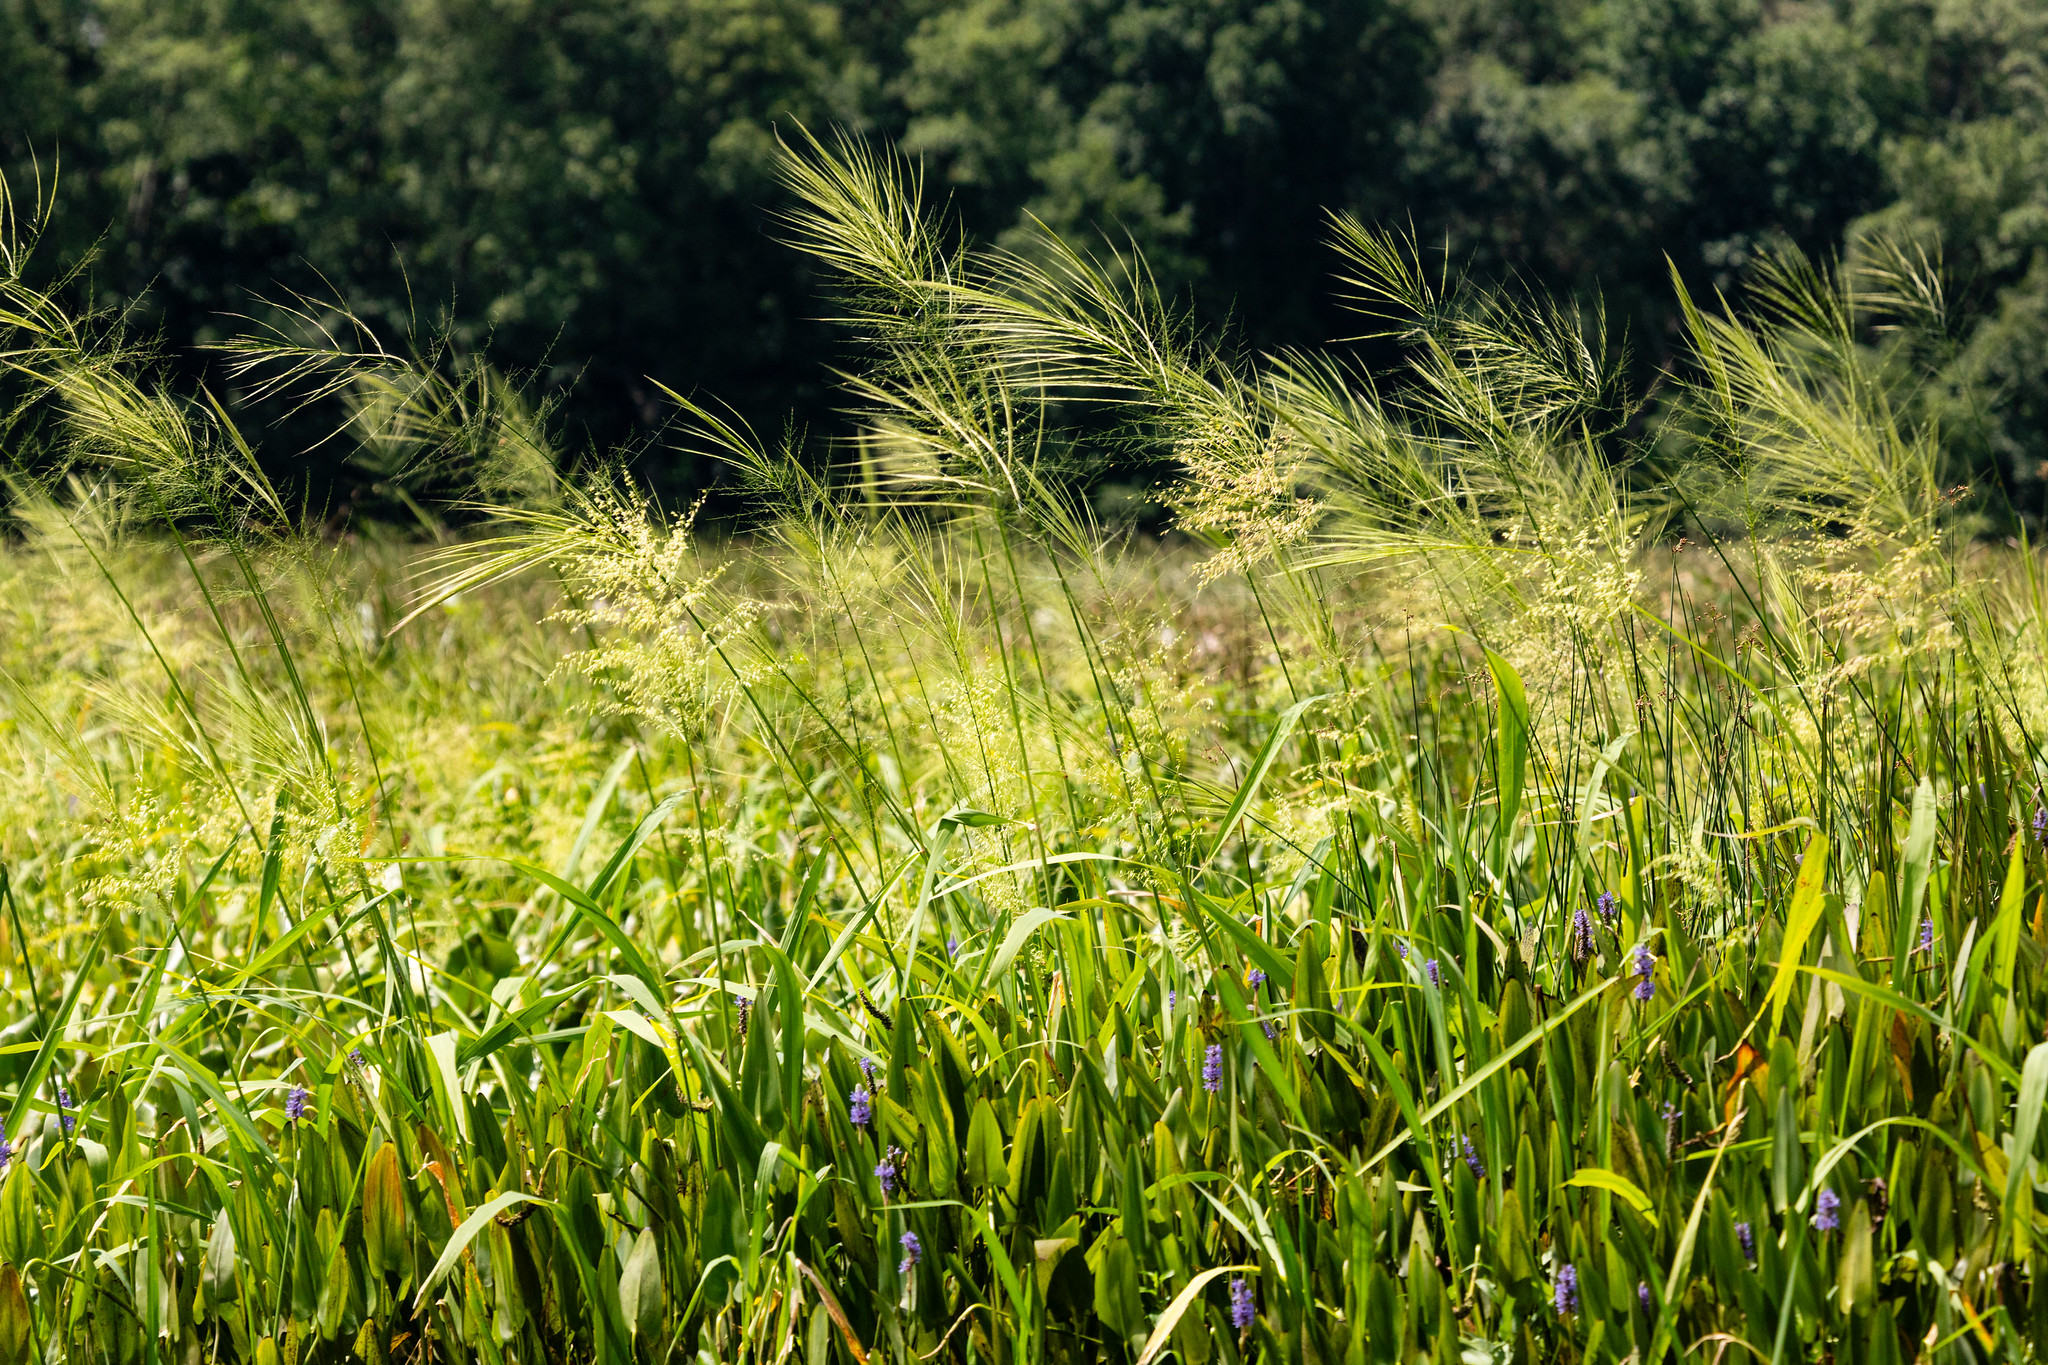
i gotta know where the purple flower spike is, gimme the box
[946,933,959,959]
[859,1056,880,1085]
[1395,941,1408,960]
[1424,958,1441,988]
[1166,989,1176,1014]
[56,1087,74,1135]
[898,1230,922,1274]
[0,1124,12,1174]
[1571,907,1593,960]
[1596,891,1618,923]
[1631,944,1655,1001]
[1461,1135,1485,1180]
[1246,967,1267,990]
[1918,918,1935,956]
[1229,1276,1254,1330]
[1812,1187,1840,1232]
[849,1084,873,1129]
[285,1085,310,1122]
[1553,1263,1579,1317]
[1638,1281,1652,1313]
[1203,1043,1224,1093]
[1261,1019,1278,1041]
[2034,807,2046,844]
[1735,1221,1755,1263]
[877,1145,905,1196]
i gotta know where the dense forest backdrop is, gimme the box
[2,0,2045,520]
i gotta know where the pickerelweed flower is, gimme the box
[0,1123,12,1174]
[56,1087,74,1135]
[877,1146,905,1196]
[1631,945,1655,1001]
[849,1084,873,1128]
[1261,1019,1278,1041]
[1735,1221,1755,1263]
[1812,1187,1840,1232]
[1166,989,1176,1014]
[349,1048,366,1068]
[1918,918,1935,955]
[1638,1282,1652,1313]
[1395,941,1408,960]
[1461,1135,1485,1180]
[1203,1043,1224,1092]
[1229,1276,1254,1330]
[285,1085,310,1122]
[2034,807,2046,845]
[1246,967,1267,989]
[1571,907,1593,960]
[859,1056,880,1085]
[1424,958,1441,987]
[1553,1264,1579,1317]
[898,1230,922,1274]
[947,933,959,959]
[1596,891,1618,923]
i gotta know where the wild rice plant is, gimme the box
[0,135,2043,1365]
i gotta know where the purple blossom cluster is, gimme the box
[876,1145,905,1197]
[1553,1264,1579,1317]
[1229,1276,1254,1330]
[1812,1188,1840,1232]
[1631,945,1655,1001]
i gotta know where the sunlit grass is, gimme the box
[0,135,2044,1365]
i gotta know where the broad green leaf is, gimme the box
[1486,649,1528,838]
[1200,693,1326,870]
[983,907,1070,984]
[1135,1264,1255,1365]
[1899,782,1937,923]
[2008,1042,2048,1256]
[1565,1168,1659,1227]
[413,1191,555,1311]
[1767,833,1829,1035]
[1994,836,2025,996]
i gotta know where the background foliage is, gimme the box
[3,0,2047,513]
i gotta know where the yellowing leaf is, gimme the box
[1564,1168,1659,1227]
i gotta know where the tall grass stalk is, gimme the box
[0,136,2044,1364]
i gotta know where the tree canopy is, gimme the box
[3,0,2044,515]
